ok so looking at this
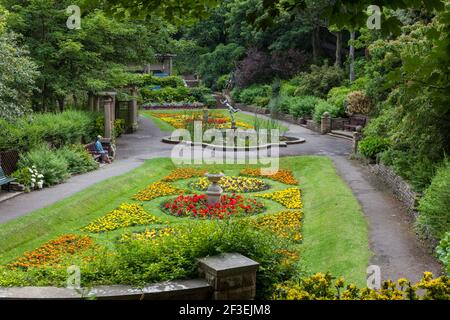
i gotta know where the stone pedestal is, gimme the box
[205,173,224,206]
[321,112,331,134]
[352,126,363,154]
[197,253,259,300]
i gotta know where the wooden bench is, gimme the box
[84,140,113,162]
[0,167,16,191]
[343,116,367,131]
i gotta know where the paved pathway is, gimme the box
[0,112,442,281]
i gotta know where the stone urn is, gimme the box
[205,172,224,206]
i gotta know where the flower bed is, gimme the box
[163,194,265,219]
[133,181,184,201]
[83,203,162,233]
[8,235,93,270]
[191,176,270,193]
[163,168,207,182]
[240,169,298,185]
[150,112,253,130]
[250,210,303,242]
[255,188,302,209]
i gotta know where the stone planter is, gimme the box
[205,173,224,206]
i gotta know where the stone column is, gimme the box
[197,253,259,300]
[128,86,139,132]
[88,92,94,112]
[353,125,363,154]
[94,95,101,112]
[321,112,331,134]
[98,92,117,139]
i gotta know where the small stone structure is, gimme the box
[198,253,259,300]
[321,112,331,134]
[352,126,363,154]
[0,253,259,300]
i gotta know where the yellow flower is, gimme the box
[191,176,269,193]
[249,210,303,242]
[133,181,184,201]
[83,203,162,233]
[255,187,302,209]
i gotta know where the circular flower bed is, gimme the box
[163,194,265,219]
[191,176,270,193]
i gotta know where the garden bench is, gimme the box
[84,139,114,162]
[343,116,367,131]
[0,167,16,191]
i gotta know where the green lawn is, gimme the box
[140,108,289,132]
[0,156,370,287]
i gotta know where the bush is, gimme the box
[215,74,230,91]
[114,119,125,138]
[294,63,345,98]
[18,145,70,186]
[235,47,273,88]
[11,167,32,187]
[141,75,185,88]
[358,136,391,159]
[289,96,321,119]
[57,145,98,175]
[237,84,272,106]
[327,86,352,109]
[416,160,450,241]
[312,100,343,123]
[437,232,450,275]
[82,221,296,298]
[0,111,97,152]
[141,86,193,103]
[347,91,374,115]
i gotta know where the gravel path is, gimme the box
[0,112,442,281]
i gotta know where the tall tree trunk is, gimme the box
[335,31,342,66]
[312,26,322,63]
[57,97,65,112]
[349,31,356,82]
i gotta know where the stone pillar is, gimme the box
[128,86,139,132]
[197,253,259,300]
[94,96,101,112]
[98,92,117,139]
[321,112,331,134]
[353,125,363,154]
[88,92,94,112]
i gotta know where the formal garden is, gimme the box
[0,0,449,302]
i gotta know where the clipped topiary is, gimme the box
[346,91,373,115]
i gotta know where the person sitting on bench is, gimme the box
[95,135,112,164]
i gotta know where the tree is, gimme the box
[0,32,39,121]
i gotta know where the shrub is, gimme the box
[290,96,321,119]
[215,74,230,91]
[294,63,345,98]
[141,86,193,103]
[189,86,215,106]
[104,221,296,299]
[347,91,374,115]
[238,84,272,106]
[327,86,352,109]
[416,160,450,241]
[11,167,32,187]
[141,75,185,88]
[437,232,450,275]
[235,47,273,88]
[0,111,97,152]
[270,49,308,79]
[57,145,98,175]
[18,145,70,186]
[114,119,125,138]
[358,136,391,159]
[312,100,343,123]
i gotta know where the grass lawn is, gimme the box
[0,156,370,287]
[140,108,289,132]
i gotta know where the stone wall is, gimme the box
[235,103,270,115]
[331,118,349,131]
[369,163,420,214]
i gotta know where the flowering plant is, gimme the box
[133,181,184,201]
[120,227,174,242]
[240,169,298,185]
[255,188,302,209]
[28,166,45,189]
[8,234,93,270]
[191,176,269,193]
[250,210,303,242]
[163,194,265,219]
[83,203,162,233]
[163,168,207,182]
